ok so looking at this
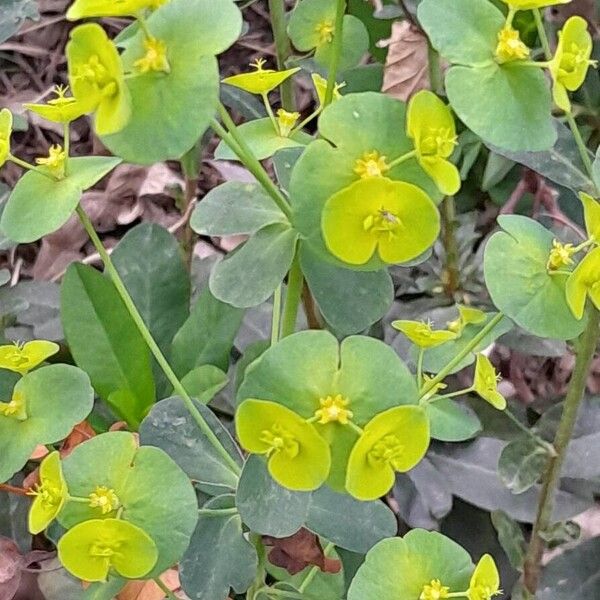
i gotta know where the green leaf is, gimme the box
[59,431,198,578]
[0,157,121,243]
[181,364,228,404]
[61,263,155,427]
[347,529,474,600]
[102,0,242,164]
[171,286,244,376]
[0,0,39,44]
[306,486,397,554]
[112,223,190,397]
[491,510,526,571]
[139,396,243,494]
[221,83,266,120]
[484,215,585,340]
[446,64,555,152]
[236,456,310,537]
[180,495,257,600]
[418,0,503,65]
[498,435,549,494]
[300,244,393,336]
[215,118,311,161]
[209,223,299,308]
[426,399,482,442]
[190,181,288,236]
[0,364,94,483]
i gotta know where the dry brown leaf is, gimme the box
[117,569,181,600]
[379,21,430,101]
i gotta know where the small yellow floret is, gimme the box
[260,424,300,458]
[0,391,27,421]
[354,151,390,179]
[420,579,450,600]
[315,394,353,425]
[316,20,335,45]
[495,26,530,63]
[547,239,577,270]
[276,109,300,137]
[89,486,120,514]
[36,145,66,177]
[133,37,170,74]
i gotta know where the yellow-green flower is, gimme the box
[566,246,600,319]
[66,23,131,136]
[495,25,530,64]
[447,305,486,335]
[236,399,331,491]
[547,239,577,271]
[392,320,457,349]
[321,177,440,266]
[346,405,430,501]
[0,108,12,168]
[222,59,300,96]
[473,354,506,410]
[0,340,59,375]
[501,0,570,8]
[58,518,158,582]
[28,451,68,534]
[23,85,87,124]
[133,37,170,74]
[0,390,27,420]
[579,192,600,241]
[550,16,597,113]
[67,0,168,19]
[420,579,450,600]
[311,72,344,107]
[467,554,501,600]
[89,486,121,515]
[276,108,301,137]
[407,90,460,196]
[36,145,67,178]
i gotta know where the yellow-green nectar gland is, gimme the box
[28,479,62,509]
[260,424,300,458]
[276,109,300,137]
[354,151,390,178]
[134,37,170,74]
[419,127,457,159]
[469,585,502,600]
[75,54,118,99]
[1,342,29,371]
[495,26,530,64]
[316,20,335,44]
[89,537,123,561]
[420,580,450,600]
[559,41,597,80]
[36,145,66,177]
[314,394,353,425]
[547,239,577,270]
[367,434,406,470]
[0,391,27,421]
[363,208,403,241]
[49,85,78,108]
[89,486,121,515]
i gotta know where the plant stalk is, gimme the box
[75,205,242,476]
[532,8,552,61]
[281,253,303,338]
[522,306,600,594]
[441,195,460,298]
[565,111,595,182]
[268,0,295,110]
[324,0,346,106]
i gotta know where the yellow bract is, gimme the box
[420,579,450,600]
[28,452,68,534]
[407,91,460,196]
[0,108,13,168]
[311,73,344,107]
[547,239,576,271]
[276,109,300,137]
[66,23,131,136]
[67,0,168,19]
[315,394,353,425]
[473,354,506,410]
[467,554,502,600]
[495,25,530,64]
[353,151,390,179]
[0,391,27,421]
[36,145,67,178]
[447,305,486,335]
[550,16,597,112]
[500,0,570,8]
[89,486,121,515]
[24,85,87,124]
[392,320,457,349]
[566,246,600,319]
[321,177,440,266]
[236,399,331,491]
[222,59,300,96]
[579,192,600,241]
[0,340,59,375]
[133,37,170,74]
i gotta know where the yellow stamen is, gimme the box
[495,25,530,64]
[35,145,66,177]
[316,20,335,45]
[89,486,121,515]
[314,394,353,425]
[260,424,300,458]
[547,239,577,270]
[276,108,300,137]
[420,579,450,600]
[133,37,170,74]
[353,151,390,179]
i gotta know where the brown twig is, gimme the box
[0,483,30,497]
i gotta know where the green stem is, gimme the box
[75,205,242,476]
[419,313,504,397]
[504,408,556,455]
[506,7,516,27]
[136,11,154,41]
[271,285,283,346]
[8,154,56,180]
[298,542,335,593]
[428,45,443,95]
[268,0,295,110]
[280,253,303,338]
[441,196,460,298]
[532,8,552,61]
[388,149,417,169]
[416,348,424,387]
[198,507,238,517]
[426,386,474,403]
[153,577,178,600]
[565,111,595,182]
[323,0,346,106]
[262,92,279,132]
[213,106,292,220]
[63,122,70,177]
[522,306,600,594]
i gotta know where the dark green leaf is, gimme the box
[498,435,549,494]
[491,510,526,570]
[0,0,39,44]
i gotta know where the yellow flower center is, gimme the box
[559,42,596,79]
[276,108,300,137]
[35,145,66,177]
[363,207,403,240]
[354,151,390,178]
[0,343,29,369]
[314,394,353,425]
[133,37,170,74]
[0,391,27,421]
[547,239,576,270]
[368,434,405,469]
[75,54,117,98]
[28,481,62,509]
[48,85,77,108]
[470,585,502,600]
[260,424,300,458]
[419,128,457,158]
[420,579,450,600]
[495,26,530,64]
[316,20,335,45]
[89,538,122,559]
[89,486,121,514]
